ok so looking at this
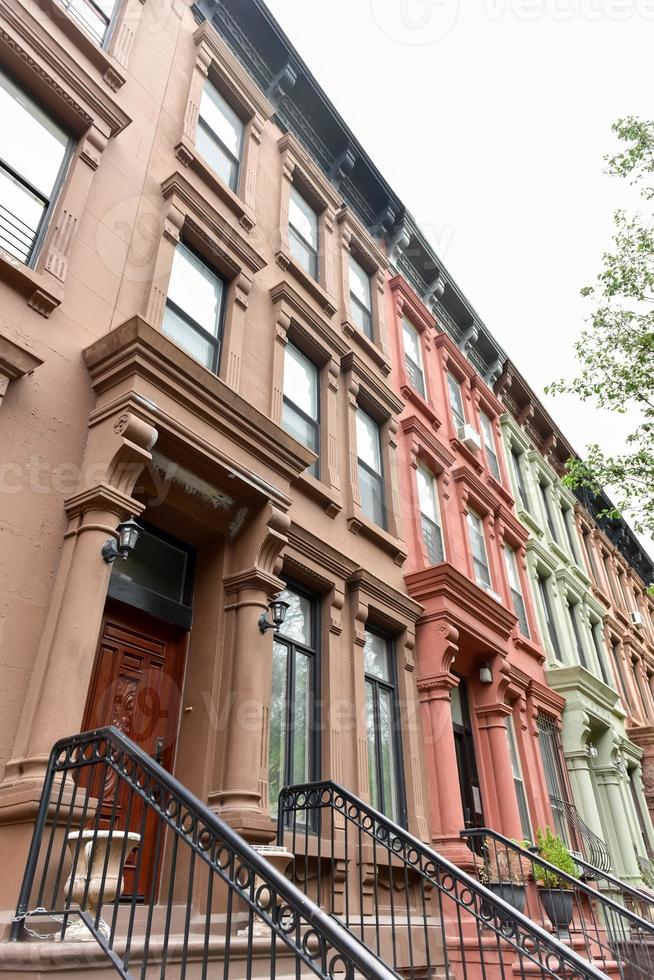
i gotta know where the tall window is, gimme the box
[447,373,466,430]
[603,555,621,606]
[282,343,319,477]
[356,409,386,528]
[582,531,599,580]
[632,658,647,715]
[196,79,244,192]
[269,588,318,817]
[510,448,530,512]
[402,318,426,398]
[59,0,117,46]
[610,640,632,710]
[539,481,559,542]
[480,411,500,481]
[163,243,225,371]
[507,714,532,840]
[561,507,580,563]
[505,547,530,637]
[566,601,588,669]
[288,185,318,279]
[364,629,403,822]
[591,623,611,686]
[0,70,69,265]
[538,575,562,659]
[537,714,576,851]
[348,255,373,339]
[467,510,492,591]
[416,464,444,565]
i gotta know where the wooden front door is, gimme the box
[81,600,187,900]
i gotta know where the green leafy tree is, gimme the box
[547,117,654,538]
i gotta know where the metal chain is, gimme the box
[11,908,65,940]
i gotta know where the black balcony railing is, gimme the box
[278,780,610,980]
[58,0,112,45]
[550,796,613,874]
[462,827,654,980]
[10,728,396,980]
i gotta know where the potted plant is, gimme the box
[479,836,530,915]
[534,828,579,937]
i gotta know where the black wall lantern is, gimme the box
[102,517,142,564]
[258,595,291,634]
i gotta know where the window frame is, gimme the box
[447,372,466,431]
[539,480,559,543]
[356,407,387,530]
[537,713,579,852]
[467,509,493,592]
[282,340,320,478]
[363,626,406,825]
[0,67,73,268]
[507,712,532,840]
[162,240,228,374]
[504,546,530,637]
[269,583,321,822]
[348,252,374,340]
[402,316,426,399]
[288,183,320,282]
[590,621,611,686]
[537,574,562,660]
[195,76,245,194]
[416,463,445,565]
[510,447,530,513]
[566,600,588,670]
[479,410,501,482]
[561,506,580,564]
[58,0,119,49]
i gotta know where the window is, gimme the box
[480,411,500,481]
[269,587,318,817]
[196,79,244,192]
[447,373,465,430]
[348,255,373,339]
[504,547,530,637]
[510,448,530,512]
[591,623,611,686]
[402,318,425,398]
[467,510,492,591]
[364,629,403,822]
[0,70,69,265]
[561,507,580,563]
[566,601,588,669]
[539,482,559,543]
[629,768,654,860]
[610,640,632,710]
[537,714,577,851]
[356,409,386,528]
[163,243,226,371]
[603,555,621,606]
[582,531,599,580]
[507,714,532,840]
[282,343,319,477]
[288,185,318,279]
[416,464,444,565]
[538,575,562,659]
[58,0,117,47]
[632,658,647,715]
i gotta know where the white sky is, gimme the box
[264,0,654,554]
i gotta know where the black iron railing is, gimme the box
[575,853,654,923]
[58,0,113,45]
[10,728,396,980]
[278,780,610,979]
[462,827,654,980]
[551,796,613,874]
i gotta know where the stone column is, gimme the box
[475,704,523,839]
[595,766,641,881]
[415,619,471,866]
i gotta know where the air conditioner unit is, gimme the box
[457,424,482,453]
[630,611,645,628]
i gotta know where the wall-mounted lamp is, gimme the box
[258,596,291,635]
[101,517,142,564]
[479,662,493,684]
[587,744,599,759]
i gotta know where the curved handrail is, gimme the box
[574,853,654,907]
[461,826,654,937]
[279,780,610,980]
[12,728,397,980]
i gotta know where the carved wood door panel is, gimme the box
[81,599,187,901]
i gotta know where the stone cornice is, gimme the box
[348,567,423,626]
[388,275,436,334]
[341,350,404,418]
[83,316,314,486]
[400,415,454,472]
[270,279,349,359]
[526,677,566,717]
[194,20,275,121]
[544,663,622,716]
[405,562,517,646]
[286,523,357,584]
[0,0,131,136]
[337,206,389,273]
[161,171,266,275]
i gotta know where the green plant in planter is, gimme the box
[534,828,579,889]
